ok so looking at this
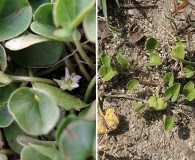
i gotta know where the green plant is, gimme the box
[0,0,96,159]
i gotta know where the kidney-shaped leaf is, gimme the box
[163,72,174,87]
[8,41,63,67]
[8,87,60,135]
[34,83,89,110]
[0,44,7,72]
[183,82,195,101]
[0,0,32,41]
[145,53,162,66]
[5,31,52,51]
[31,3,78,42]
[59,120,96,160]
[146,37,161,53]
[83,7,96,43]
[54,0,95,29]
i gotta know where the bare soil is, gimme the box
[98,0,195,159]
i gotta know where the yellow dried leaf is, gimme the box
[98,108,119,134]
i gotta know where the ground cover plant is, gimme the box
[0,0,96,160]
[98,0,195,159]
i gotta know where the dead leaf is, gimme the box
[98,108,119,134]
[128,23,144,43]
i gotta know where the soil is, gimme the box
[98,0,195,159]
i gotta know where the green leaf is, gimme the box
[174,57,195,66]
[163,72,174,87]
[0,84,16,107]
[59,121,96,160]
[185,66,195,78]
[133,102,146,112]
[17,135,56,148]
[83,7,96,43]
[4,121,27,153]
[53,0,95,29]
[34,83,88,110]
[146,37,161,53]
[8,41,63,67]
[165,83,181,102]
[28,0,51,13]
[145,53,162,66]
[164,117,174,131]
[21,146,52,160]
[99,65,116,82]
[55,114,78,142]
[126,79,139,92]
[148,96,168,111]
[8,87,60,135]
[0,71,12,87]
[0,107,14,127]
[5,31,52,51]
[29,143,64,160]
[0,0,32,41]
[171,41,185,60]
[101,54,111,67]
[0,44,7,72]
[117,53,132,69]
[79,100,96,121]
[31,3,79,42]
[101,0,108,21]
[183,82,195,101]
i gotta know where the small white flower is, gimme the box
[54,67,81,91]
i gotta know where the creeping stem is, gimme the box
[84,75,96,103]
[73,31,96,71]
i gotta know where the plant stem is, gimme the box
[66,42,91,81]
[9,75,57,86]
[84,75,96,103]
[83,44,95,54]
[73,31,95,71]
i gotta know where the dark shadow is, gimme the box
[142,109,167,126]
[178,126,191,140]
[109,115,129,136]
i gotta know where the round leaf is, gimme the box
[53,0,95,29]
[31,3,77,42]
[8,87,60,135]
[0,44,7,72]
[0,0,32,41]
[8,41,63,67]
[146,37,161,53]
[5,31,52,51]
[0,107,14,127]
[59,120,96,160]
[28,0,51,13]
[83,7,96,43]
[145,53,162,66]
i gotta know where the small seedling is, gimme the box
[145,53,162,66]
[163,72,174,87]
[164,117,174,131]
[183,81,195,101]
[146,37,161,54]
[165,83,181,102]
[185,66,195,78]
[117,53,132,69]
[148,96,168,111]
[126,79,139,92]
